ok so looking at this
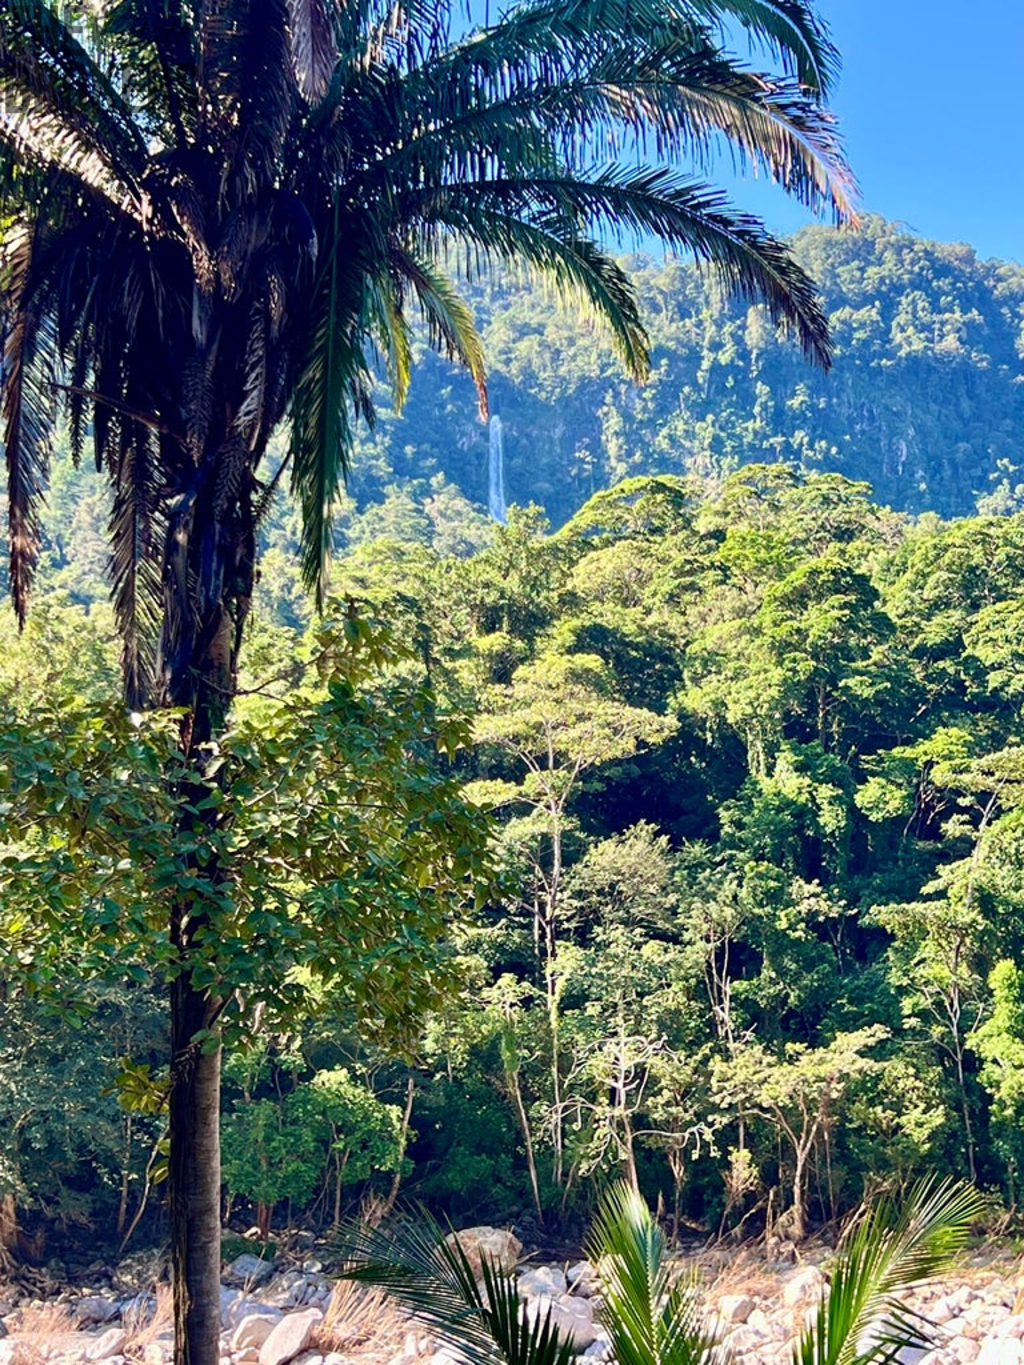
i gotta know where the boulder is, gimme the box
[258,1308,323,1365]
[717,1294,754,1326]
[977,1341,1023,1365]
[223,1296,280,1332]
[76,1296,121,1327]
[524,1293,597,1349]
[231,1314,280,1352]
[518,1267,567,1299]
[567,1262,600,1297]
[443,1228,521,1278]
[86,1327,128,1361]
[263,1272,309,1309]
[781,1267,825,1310]
[225,1255,276,1288]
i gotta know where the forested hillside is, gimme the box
[28,215,1024,609]
[8,469,1024,1256]
[325,214,1024,527]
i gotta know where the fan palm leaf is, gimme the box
[343,1213,582,1365]
[793,1178,985,1365]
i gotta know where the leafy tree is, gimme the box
[470,651,677,1190]
[712,1026,887,1239]
[974,960,1024,1203]
[0,616,488,1345]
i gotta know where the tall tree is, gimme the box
[0,1,850,1361]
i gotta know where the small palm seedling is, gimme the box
[793,1178,985,1365]
[343,1214,582,1365]
[588,1184,724,1365]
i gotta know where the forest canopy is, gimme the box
[8,462,1024,1247]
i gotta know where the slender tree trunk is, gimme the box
[117,1113,134,1236]
[545,801,564,1189]
[0,1193,17,1269]
[382,1077,416,1217]
[504,1056,544,1226]
[790,1138,809,1243]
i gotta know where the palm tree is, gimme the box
[343,1180,983,1365]
[0,2,851,1362]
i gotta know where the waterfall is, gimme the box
[488,414,507,524]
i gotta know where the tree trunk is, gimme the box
[0,1193,17,1271]
[789,1140,809,1243]
[117,1114,134,1236]
[169,974,223,1365]
[159,476,254,1365]
[381,1077,416,1218]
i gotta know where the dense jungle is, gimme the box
[8,216,1024,1263]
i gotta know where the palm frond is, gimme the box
[588,1185,724,1365]
[410,168,828,365]
[1,223,57,625]
[392,246,488,417]
[793,1178,984,1365]
[287,0,338,103]
[0,0,145,195]
[289,209,377,601]
[401,205,649,381]
[681,0,838,94]
[361,265,414,413]
[103,0,198,145]
[342,1213,581,1365]
[109,420,163,709]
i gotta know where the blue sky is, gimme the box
[733,0,1024,262]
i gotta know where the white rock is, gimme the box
[429,1349,463,1365]
[87,1328,128,1361]
[567,1262,594,1287]
[226,1255,276,1288]
[258,1308,323,1365]
[977,1340,1023,1365]
[290,1352,323,1365]
[76,1297,121,1327]
[952,1340,980,1363]
[524,1293,597,1349]
[717,1294,754,1325]
[519,1267,568,1299]
[263,1273,309,1310]
[232,1314,280,1352]
[781,1267,824,1310]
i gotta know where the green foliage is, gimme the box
[14,462,1024,1241]
[793,1179,984,1365]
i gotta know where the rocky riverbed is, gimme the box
[2,1228,1023,1365]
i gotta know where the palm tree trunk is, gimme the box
[169,972,223,1365]
[161,486,254,1365]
